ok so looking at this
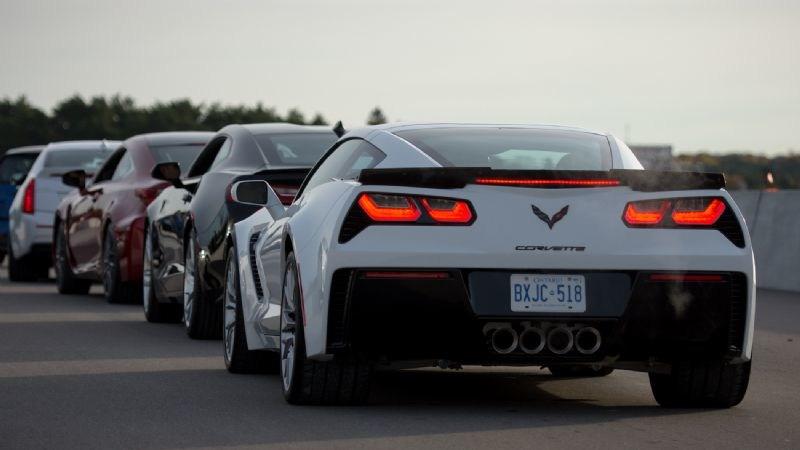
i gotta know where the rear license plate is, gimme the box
[510,274,586,313]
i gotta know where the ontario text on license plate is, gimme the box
[510,274,586,313]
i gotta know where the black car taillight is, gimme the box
[622,196,745,247]
[338,193,476,243]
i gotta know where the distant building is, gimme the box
[628,144,674,170]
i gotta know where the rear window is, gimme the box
[254,132,337,167]
[0,153,39,184]
[149,144,206,172]
[45,149,111,172]
[394,128,612,171]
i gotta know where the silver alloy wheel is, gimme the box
[280,264,297,391]
[183,240,196,329]
[142,226,152,315]
[223,257,237,364]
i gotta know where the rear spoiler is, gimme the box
[357,168,725,192]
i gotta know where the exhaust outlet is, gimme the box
[574,327,602,355]
[546,326,574,355]
[519,326,546,354]
[490,326,518,354]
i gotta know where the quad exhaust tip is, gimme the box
[546,326,574,355]
[519,325,546,354]
[575,326,602,355]
[490,325,518,354]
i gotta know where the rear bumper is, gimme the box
[324,269,749,366]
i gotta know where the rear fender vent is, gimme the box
[248,232,263,299]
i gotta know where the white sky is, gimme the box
[0,0,798,154]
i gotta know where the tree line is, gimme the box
[1,95,798,189]
[0,95,389,154]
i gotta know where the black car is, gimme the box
[144,123,337,337]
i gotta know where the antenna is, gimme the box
[333,121,345,138]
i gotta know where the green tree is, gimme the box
[309,113,328,125]
[285,108,306,125]
[366,106,387,125]
[0,97,51,151]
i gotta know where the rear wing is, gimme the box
[357,168,725,192]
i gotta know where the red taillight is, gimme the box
[363,271,450,279]
[475,178,621,188]
[623,200,670,225]
[671,198,726,226]
[421,198,473,223]
[357,193,421,222]
[649,273,726,283]
[135,184,165,206]
[272,184,298,206]
[22,179,35,214]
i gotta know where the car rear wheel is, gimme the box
[55,221,91,295]
[548,365,614,377]
[103,226,139,304]
[280,252,371,405]
[223,248,279,373]
[649,360,751,408]
[7,245,33,282]
[142,224,180,323]
[182,229,221,339]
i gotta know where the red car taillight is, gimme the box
[22,179,35,214]
[271,184,299,206]
[671,198,726,225]
[357,193,421,222]
[135,185,166,206]
[420,198,473,223]
[623,197,727,227]
[623,199,671,225]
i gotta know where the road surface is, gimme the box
[1,270,798,449]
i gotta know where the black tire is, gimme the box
[280,252,371,405]
[143,224,180,323]
[55,221,91,295]
[7,245,33,281]
[223,248,279,373]
[649,360,751,408]
[182,229,222,339]
[548,365,614,377]
[102,225,140,304]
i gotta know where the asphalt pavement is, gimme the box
[1,267,798,449]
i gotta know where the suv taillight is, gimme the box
[22,179,35,214]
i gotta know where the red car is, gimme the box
[54,132,213,302]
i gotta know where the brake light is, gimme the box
[649,273,726,283]
[357,193,421,222]
[271,184,298,206]
[475,178,621,187]
[135,184,166,206]
[22,179,35,214]
[671,198,726,225]
[363,271,451,279]
[421,198,473,223]
[623,200,670,225]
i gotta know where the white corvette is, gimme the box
[222,123,754,407]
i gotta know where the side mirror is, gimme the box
[229,180,272,206]
[62,170,87,190]
[151,162,183,188]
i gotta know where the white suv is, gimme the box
[7,140,119,281]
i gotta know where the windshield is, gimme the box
[44,149,111,172]
[149,144,206,173]
[0,153,39,184]
[394,127,612,171]
[255,132,336,167]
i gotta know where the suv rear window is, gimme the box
[255,132,337,167]
[394,127,612,171]
[0,153,39,184]
[45,149,111,172]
